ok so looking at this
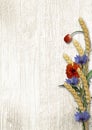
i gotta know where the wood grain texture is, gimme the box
[0,0,92,130]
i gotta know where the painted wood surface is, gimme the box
[0,0,92,130]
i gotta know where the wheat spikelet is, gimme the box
[79,17,91,54]
[64,82,85,111]
[73,39,84,56]
[63,54,73,64]
[77,68,91,103]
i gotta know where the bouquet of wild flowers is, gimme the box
[61,18,92,130]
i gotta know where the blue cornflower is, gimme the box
[75,111,90,122]
[66,77,79,85]
[74,55,88,64]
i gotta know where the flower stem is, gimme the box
[71,31,84,37]
[83,122,85,130]
[83,121,89,130]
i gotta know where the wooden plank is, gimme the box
[0,0,91,129]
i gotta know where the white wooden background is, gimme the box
[0,0,92,130]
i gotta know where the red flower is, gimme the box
[66,63,80,78]
[64,34,72,43]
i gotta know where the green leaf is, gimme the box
[58,84,65,88]
[71,85,80,93]
[87,70,92,82]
